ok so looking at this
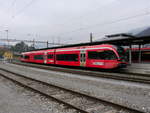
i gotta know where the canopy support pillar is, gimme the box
[138,44,142,63]
[129,44,132,64]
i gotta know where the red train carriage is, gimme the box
[21,50,45,63]
[43,49,55,64]
[55,47,80,66]
[126,47,150,62]
[20,53,31,62]
[21,44,127,69]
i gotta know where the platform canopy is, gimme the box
[28,26,150,51]
[127,26,150,38]
[105,26,150,64]
[105,26,150,46]
[61,26,150,47]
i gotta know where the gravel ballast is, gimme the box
[0,62,150,112]
[0,75,77,113]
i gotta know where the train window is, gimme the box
[83,54,86,62]
[56,54,78,61]
[88,50,117,60]
[24,55,30,59]
[80,54,86,62]
[34,55,44,60]
[80,54,82,62]
[47,54,53,59]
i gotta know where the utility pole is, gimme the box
[33,39,35,48]
[58,37,60,44]
[90,33,93,43]
[52,38,55,45]
[46,41,48,48]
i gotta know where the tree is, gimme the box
[0,49,5,57]
[11,42,35,53]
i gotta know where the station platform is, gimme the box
[123,63,150,75]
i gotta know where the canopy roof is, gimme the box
[105,26,150,45]
[127,26,150,38]
[27,26,150,51]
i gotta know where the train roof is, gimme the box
[22,44,116,54]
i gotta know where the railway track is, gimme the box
[0,68,142,113]
[13,61,150,84]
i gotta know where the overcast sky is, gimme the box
[0,0,150,45]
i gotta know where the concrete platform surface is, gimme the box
[124,63,150,75]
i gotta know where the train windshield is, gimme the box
[115,46,127,61]
[88,50,118,60]
[117,46,125,56]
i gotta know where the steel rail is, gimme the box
[12,61,150,84]
[0,68,88,113]
[0,68,143,113]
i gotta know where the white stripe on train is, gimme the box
[23,47,115,54]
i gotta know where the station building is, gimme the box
[3,51,13,60]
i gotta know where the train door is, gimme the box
[80,50,86,66]
[44,52,47,64]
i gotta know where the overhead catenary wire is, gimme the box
[0,0,38,29]
[7,0,17,11]
[1,0,150,45]
[0,0,17,29]
[12,0,37,18]
[1,0,40,37]
[57,0,116,28]
[58,10,150,37]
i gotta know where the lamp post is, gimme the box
[5,30,9,47]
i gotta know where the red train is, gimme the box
[128,47,150,62]
[20,44,127,69]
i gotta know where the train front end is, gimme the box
[86,44,128,69]
[114,45,128,68]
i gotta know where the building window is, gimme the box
[88,50,117,60]
[47,54,53,59]
[34,55,44,60]
[56,54,78,61]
